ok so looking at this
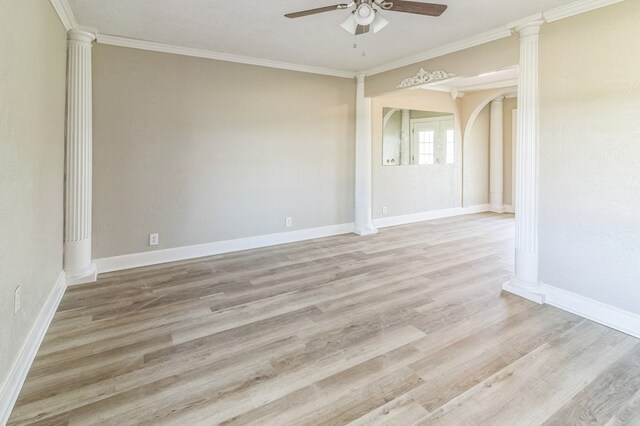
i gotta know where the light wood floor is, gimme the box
[9,213,640,425]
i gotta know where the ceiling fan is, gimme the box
[285,1,447,35]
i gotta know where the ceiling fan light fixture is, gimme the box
[371,11,389,33]
[353,3,376,26]
[340,13,358,34]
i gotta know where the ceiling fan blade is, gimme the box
[285,4,350,18]
[356,24,370,35]
[381,1,447,16]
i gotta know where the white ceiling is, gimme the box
[68,0,578,73]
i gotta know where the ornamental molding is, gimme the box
[397,68,455,88]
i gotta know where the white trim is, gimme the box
[409,116,454,125]
[507,12,545,30]
[364,27,513,76]
[66,265,97,287]
[504,204,515,213]
[95,223,355,274]
[511,108,517,208]
[452,78,518,93]
[503,278,546,304]
[50,0,622,79]
[96,34,356,79]
[0,272,66,425]
[418,65,519,96]
[373,204,490,229]
[364,0,623,76]
[543,0,625,23]
[49,0,77,31]
[542,283,640,339]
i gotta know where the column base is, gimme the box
[353,224,378,236]
[489,193,504,213]
[66,263,98,286]
[502,276,546,304]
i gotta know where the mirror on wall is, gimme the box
[382,108,455,166]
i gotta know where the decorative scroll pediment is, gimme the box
[397,68,455,88]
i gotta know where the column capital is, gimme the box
[68,27,97,44]
[516,20,544,38]
[355,73,366,83]
[491,96,505,104]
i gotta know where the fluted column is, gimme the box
[354,74,377,236]
[64,29,97,285]
[489,96,505,212]
[400,109,411,165]
[503,21,545,303]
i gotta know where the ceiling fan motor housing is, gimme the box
[354,1,376,26]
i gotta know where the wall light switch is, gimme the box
[14,285,21,314]
[285,217,292,228]
[382,206,388,215]
[149,233,159,246]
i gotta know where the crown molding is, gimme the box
[364,26,513,76]
[49,0,77,31]
[363,0,624,77]
[97,34,356,79]
[543,0,625,23]
[507,13,545,30]
[52,0,624,80]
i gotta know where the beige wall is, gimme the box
[539,0,640,314]
[372,88,512,217]
[457,88,516,208]
[92,44,356,258]
[0,0,66,389]
[464,105,490,206]
[371,90,463,218]
[365,35,520,97]
[503,97,517,207]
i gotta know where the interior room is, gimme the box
[1,0,639,424]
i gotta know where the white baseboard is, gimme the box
[0,272,66,425]
[95,223,355,274]
[542,283,640,339]
[504,204,514,213]
[372,204,490,229]
[503,278,546,305]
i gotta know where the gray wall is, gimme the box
[0,0,66,387]
[539,0,640,314]
[92,44,356,258]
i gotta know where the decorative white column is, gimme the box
[489,96,505,212]
[400,109,411,166]
[64,29,97,285]
[503,21,545,303]
[354,74,377,236]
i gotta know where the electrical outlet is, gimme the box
[382,206,388,215]
[14,285,21,314]
[285,217,292,228]
[149,233,159,246]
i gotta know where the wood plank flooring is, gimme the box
[8,213,640,425]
